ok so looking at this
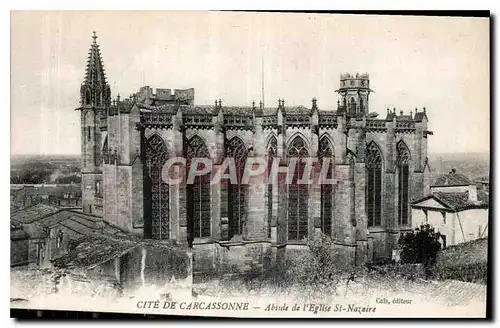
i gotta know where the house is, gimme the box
[410,169,489,248]
[50,234,193,297]
[10,221,30,267]
[10,184,82,210]
[10,204,125,268]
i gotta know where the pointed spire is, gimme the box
[81,32,110,107]
[84,32,107,86]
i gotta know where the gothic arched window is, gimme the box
[397,141,411,225]
[366,141,383,227]
[145,134,170,240]
[226,137,248,239]
[266,136,277,238]
[85,89,91,105]
[287,136,309,241]
[186,135,211,242]
[319,136,334,237]
[349,97,356,114]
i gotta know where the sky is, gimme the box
[10,11,490,155]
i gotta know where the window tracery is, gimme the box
[186,135,211,241]
[266,136,277,238]
[397,141,411,225]
[226,137,248,238]
[145,134,169,239]
[366,141,382,227]
[319,137,334,236]
[287,136,309,241]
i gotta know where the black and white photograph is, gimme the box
[9,11,490,318]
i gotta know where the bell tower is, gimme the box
[77,32,111,216]
[335,73,373,117]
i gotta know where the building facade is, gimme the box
[77,34,432,275]
[411,170,489,248]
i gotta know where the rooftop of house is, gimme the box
[51,234,190,271]
[51,234,137,270]
[10,205,128,241]
[411,190,489,212]
[11,184,81,198]
[10,204,61,225]
[432,169,473,187]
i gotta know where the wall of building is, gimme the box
[11,238,29,267]
[411,206,489,248]
[454,208,489,244]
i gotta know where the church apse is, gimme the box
[78,35,432,275]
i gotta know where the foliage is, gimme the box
[398,224,442,270]
[434,261,487,284]
[432,238,488,284]
[55,174,82,184]
[286,232,354,295]
[11,169,52,184]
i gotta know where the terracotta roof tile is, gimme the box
[10,204,61,224]
[51,235,137,270]
[52,234,189,270]
[433,192,470,210]
[432,173,472,187]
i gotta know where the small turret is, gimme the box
[335,73,373,117]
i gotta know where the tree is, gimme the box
[398,224,442,271]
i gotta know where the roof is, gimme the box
[51,235,137,270]
[10,204,61,225]
[283,106,310,114]
[411,191,489,212]
[222,106,253,116]
[432,172,472,187]
[12,185,81,198]
[49,214,126,237]
[318,109,337,116]
[51,234,189,271]
[433,192,470,210]
[414,111,428,122]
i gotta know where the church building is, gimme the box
[76,33,432,276]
